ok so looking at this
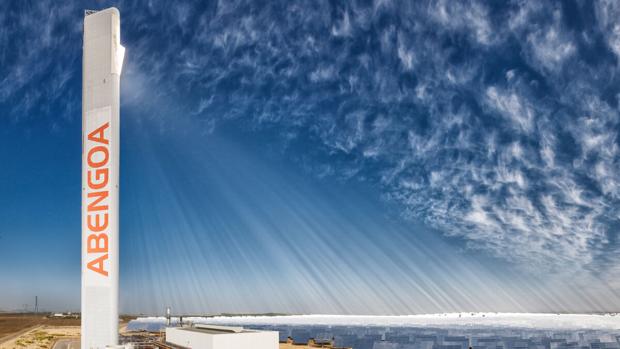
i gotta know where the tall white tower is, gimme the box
[82,8,124,349]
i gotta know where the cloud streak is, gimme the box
[2,0,620,310]
[116,0,617,281]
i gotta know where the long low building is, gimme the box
[165,324,278,349]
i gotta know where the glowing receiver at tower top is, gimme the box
[82,7,124,349]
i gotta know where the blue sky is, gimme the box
[1,0,620,314]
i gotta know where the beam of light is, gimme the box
[1,0,620,315]
[116,117,620,315]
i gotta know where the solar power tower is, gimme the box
[82,8,124,349]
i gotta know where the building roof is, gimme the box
[174,327,258,335]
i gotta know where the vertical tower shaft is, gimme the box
[82,8,124,349]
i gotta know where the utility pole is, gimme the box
[35,296,38,314]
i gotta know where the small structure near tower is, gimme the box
[165,324,278,349]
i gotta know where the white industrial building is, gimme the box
[165,324,278,349]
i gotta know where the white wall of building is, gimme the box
[166,327,278,349]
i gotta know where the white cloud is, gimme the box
[525,10,575,71]
[485,86,535,133]
[6,0,617,292]
[430,0,495,46]
[309,65,337,82]
[331,11,352,37]
[110,0,620,287]
[0,2,78,123]
[596,0,620,59]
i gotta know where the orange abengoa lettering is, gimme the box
[88,122,109,144]
[87,191,108,211]
[88,168,108,189]
[87,212,108,232]
[86,122,110,277]
[87,254,109,277]
[88,146,108,168]
[87,233,108,253]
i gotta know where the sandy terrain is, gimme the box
[0,314,78,339]
[0,314,136,349]
[0,326,79,349]
[0,314,80,344]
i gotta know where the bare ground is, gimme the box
[0,314,79,341]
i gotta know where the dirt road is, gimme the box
[52,338,80,349]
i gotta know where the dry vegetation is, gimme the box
[0,313,139,349]
[0,324,81,349]
[0,314,79,340]
[3,328,77,349]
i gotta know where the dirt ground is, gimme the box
[0,326,80,349]
[0,314,138,349]
[0,314,79,340]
